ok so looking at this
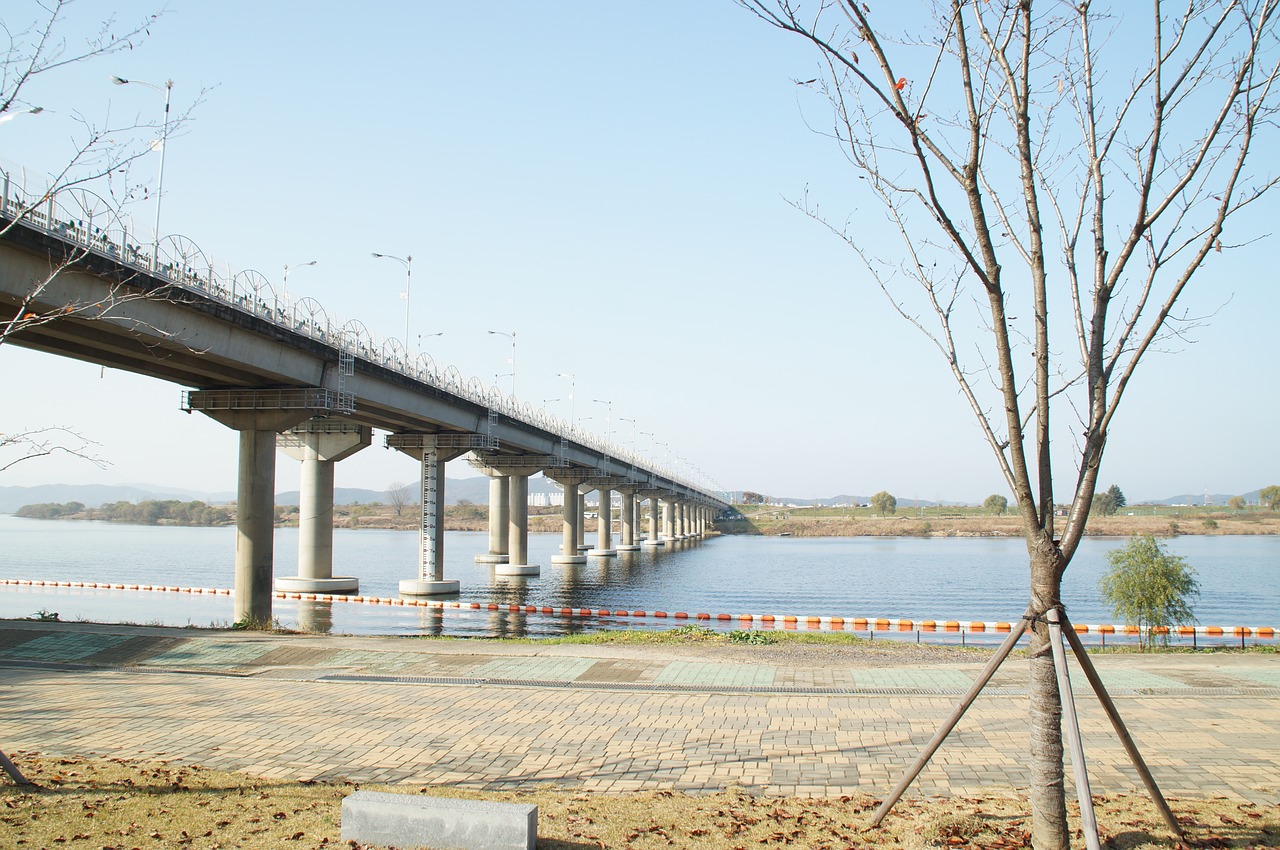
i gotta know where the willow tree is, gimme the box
[738,1,1279,847]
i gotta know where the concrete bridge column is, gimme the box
[388,434,477,595]
[643,495,664,546]
[277,421,372,593]
[468,454,559,576]
[544,469,600,564]
[616,489,640,551]
[662,500,676,542]
[184,388,326,627]
[588,487,616,556]
[506,473,534,573]
[556,481,585,564]
[577,489,588,552]
[476,474,510,564]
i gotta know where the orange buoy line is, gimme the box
[3,579,1276,638]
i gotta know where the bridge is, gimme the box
[0,167,729,626]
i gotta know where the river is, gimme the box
[0,516,1274,643]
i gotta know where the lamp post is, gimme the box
[556,372,576,425]
[281,260,317,304]
[619,417,637,453]
[487,330,516,396]
[371,252,412,350]
[592,398,613,442]
[110,75,172,270]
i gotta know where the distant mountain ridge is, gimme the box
[0,476,564,514]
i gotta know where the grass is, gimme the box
[2,751,1276,849]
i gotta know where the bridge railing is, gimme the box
[0,163,725,503]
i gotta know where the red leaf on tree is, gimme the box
[894,77,907,91]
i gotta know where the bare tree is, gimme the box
[1,1,202,473]
[738,1,1279,847]
[386,481,416,518]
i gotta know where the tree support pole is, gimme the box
[1059,612,1183,839]
[1045,607,1101,850]
[0,749,31,785]
[870,607,1032,827]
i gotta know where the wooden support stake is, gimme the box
[1060,612,1184,839]
[870,609,1031,827]
[1046,607,1101,850]
[0,749,31,786]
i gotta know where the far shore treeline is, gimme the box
[10,498,1280,538]
[16,500,233,526]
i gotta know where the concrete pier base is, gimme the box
[276,576,359,593]
[587,549,617,556]
[495,563,541,575]
[475,554,510,564]
[399,578,461,596]
[616,544,641,551]
[552,554,588,565]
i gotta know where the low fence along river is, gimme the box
[0,515,1275,644]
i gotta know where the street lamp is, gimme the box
[371,252,412,350]
[281,260,317,304]
[556,372,576,425]
[487,330,516,396]
[618,417,637,453]
[111,75,172,270]
[592,398,613,441]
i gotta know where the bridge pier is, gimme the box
[468,453,558,576]
[638,490,667,546]
[388,434,491,595]
[586,479,625,556]
[614,487,641,551]
[475,472,510,564]
[183,388,332,626]
[277,420,371,593]
[545,469,599,565]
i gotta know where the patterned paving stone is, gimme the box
[1,631,133,661]
[469,657,599,681]
[139,639,277,669]
[655,661,776,687]
[853,667,975,690]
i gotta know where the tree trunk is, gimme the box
[1028,549,1068,850]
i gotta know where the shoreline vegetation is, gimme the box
[11,499,1280,537]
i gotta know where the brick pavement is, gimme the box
[0,619,1277,802]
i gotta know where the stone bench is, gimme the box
[341,790,537,850]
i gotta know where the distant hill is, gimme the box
[1141,490,1264,507]
[1,475,564,513]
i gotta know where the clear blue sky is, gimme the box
[2,1,1276,503]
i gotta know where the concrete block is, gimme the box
[341,790,537,850]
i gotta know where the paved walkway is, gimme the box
[1,620,1277,802]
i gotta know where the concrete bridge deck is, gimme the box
[1,619,1277,804]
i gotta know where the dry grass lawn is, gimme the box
[2,751,1276,849]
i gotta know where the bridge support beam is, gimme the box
[183,388,333,626]
[277,420,371,593]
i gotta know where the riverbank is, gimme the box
[12,499,1280,536]
[724,508,1280,537]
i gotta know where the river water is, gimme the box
[0,516,1274,643]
